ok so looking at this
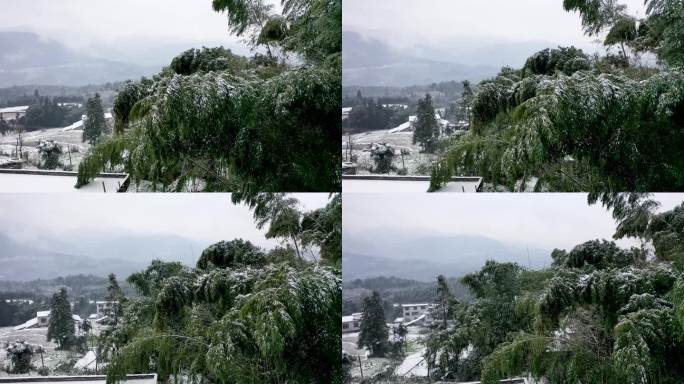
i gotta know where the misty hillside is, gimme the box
[0,232,212,281]
[343,232,552,281]
[343,31,496,87]
[343,30,565,87]
[342,276,472,317]
[0,274,135,298]
[0,32,159,87]
[0,233,148,280]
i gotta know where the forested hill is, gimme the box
[343,232,552,281]
[343,30,498,86]
[0,31,159,87]
[342,275,471,318]
[0,274,134,298]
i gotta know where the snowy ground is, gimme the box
[343,323,432,383]
[0,128,92,170]
[394,326,429,378]
[343,330,394,381]
[0,173,127,193]
[394,348,428,377]
[0,327,81,376]
[343,130,438,175]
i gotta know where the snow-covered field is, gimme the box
[0,327,80,376]
[0,173,126,193]
[343,322,432,383]
[394,347,428,377]
[343,130,437,175]
[0,128,92,170]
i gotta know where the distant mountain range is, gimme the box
[0,231,212,281]
[343,30,562,87]
[343,31,497,87]
[0,32,160,87]
[343,231,552,281]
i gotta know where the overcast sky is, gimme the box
[0,0,281,62]
[0,0,280,43]
[344,0,647,52]
[0,193,329,246]
[344,193,684,251]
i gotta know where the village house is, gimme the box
[95,300,118,317]
[13,310,84,333]
[0,106,29,124]
[341,107,352,121]
[342,312,363,333]
[382,103,408,110]
[401,303,430,323]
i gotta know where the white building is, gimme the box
[96,300,118,317]
[342,312,362,333]
[0,106,29,123]
[382,103,408,110]
[401,303,430,323]
[14,310,83,331]
[4,299,34,305]
[342,107,352,121]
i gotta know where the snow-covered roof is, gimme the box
[72,314,83,322]
[0,106,29,114]
[388,121,411,134]
[13,317,38,331]
[394,348,428,377]
[342,107,352,113]
[394,317,404,323]
[62,113,113,131]
[401,303,429,308]
[73,350,98,370]
[62,120,84,132]
[342,313,362,323]
[403,313,426,326]
[37,310,50,317]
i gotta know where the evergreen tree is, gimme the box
[106,273,124,323]
[106,273,123,301]
[82,93,105,145]
[358,291,388,357]
[413,94,439,153]
[435,274,454,329]
[0,116,9,136]
[47,288,75,350]
[461,80,474,126]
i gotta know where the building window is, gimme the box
[343,323,349,329]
